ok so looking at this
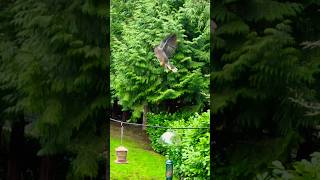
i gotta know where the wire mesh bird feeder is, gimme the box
[160,130,180,179]
[166,160,173,180]
[115,122,128,164]
[159,130,181,145]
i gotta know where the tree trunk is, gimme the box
[112,100,117,118]
[142,103,148,130]
[39,156,56,180]
[122,111,129,122]
[112,109,116,119]
[7,114,25,180]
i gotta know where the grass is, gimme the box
[110,122,167,180]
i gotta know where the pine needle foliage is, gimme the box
[111,0,210,118]
[1,0,108,178]
[212,0,320,179]
[0,0,25,119]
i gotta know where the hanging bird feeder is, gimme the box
[115,122,128,164]
[160,130,180,179]
[115,146,128,164]
[159,130,181,146]
[166,160,173,180]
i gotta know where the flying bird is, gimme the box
[154,34,178,73]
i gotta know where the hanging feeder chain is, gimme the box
[110,118,210,129]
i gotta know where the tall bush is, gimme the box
[147,111,210,179]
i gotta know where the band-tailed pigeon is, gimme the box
[154,34,178,73]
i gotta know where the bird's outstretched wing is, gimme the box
[160,34,177,58]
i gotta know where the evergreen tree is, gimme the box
[111,0,210,123]
[0,0,109,178]
[0,1,28,178]
[212,0,320,179]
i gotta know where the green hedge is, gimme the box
[147,111,210,179]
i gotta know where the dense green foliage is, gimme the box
[290,39,320,117]
[257,152,320,180]
[212,0,320,179]
[146,112,193,153]
[0,0,24,122]
[111,0,210,117]
[147,111,210,179]
[0,0,108,178]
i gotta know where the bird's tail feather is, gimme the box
[166,63,178,73]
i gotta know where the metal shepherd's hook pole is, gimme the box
[120,122,124,145]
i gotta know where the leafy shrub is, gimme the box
[257,152,320,180]
[146,112,193,153]
[147,111,210,179]
[170,111,210,179]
